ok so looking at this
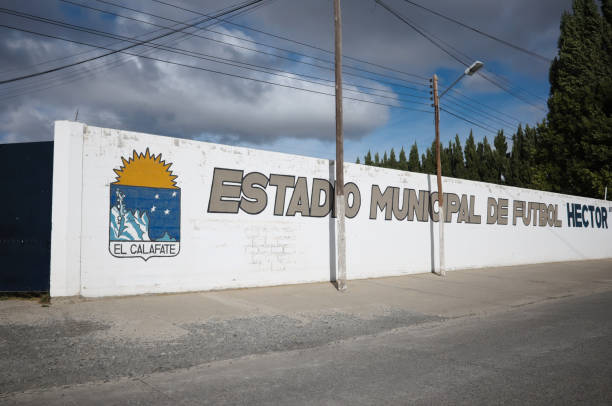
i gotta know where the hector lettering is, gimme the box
[566,203,608,228]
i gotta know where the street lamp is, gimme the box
[431,60,483,277]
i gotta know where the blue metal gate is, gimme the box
[0,141,53,292]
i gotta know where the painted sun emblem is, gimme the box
[109,148,181,261]
[113,149,178,189]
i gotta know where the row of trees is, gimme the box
[356,124,542,189]
[357,0,611,199]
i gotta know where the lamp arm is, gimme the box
[439,73,465,99]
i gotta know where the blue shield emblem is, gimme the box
[109,149,180,260]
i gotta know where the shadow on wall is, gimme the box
[427,174,435,273]
[328,162,337,286]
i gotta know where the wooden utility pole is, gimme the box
[334,0,347,291]
[432,74,445,276]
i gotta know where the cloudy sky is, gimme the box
[0,0,572,161]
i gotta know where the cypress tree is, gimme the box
[493,130,509,184]
[476,141,485,180]
[531,122,552,190]
[364,150,373,165]
[464,130,480,181]
[398,147,408,170]
[441,141,452,176]
[521,125,538,187]
[421,144,436,174]
[545,0,612,197]
[509,124,524,187]
[408,142,421,172]
[382,151,388,167]
[450,135,465,179]
[478,137,496,183]
[603,0,612,23]
[374,152,380,166]
[388,148,398,169]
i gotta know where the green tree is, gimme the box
[398,147,408,170]
[382,151,388,167]
[476,141,485,179]
[531,122,553,190]
[493,130,509,184]
[544,0,612,197]
[388,148,398,169]
[509,123,541,188]
[478,137,496,183]
[450,135,465,179]
[374,152,380,166]
[364,150,373,165]
[441,141,452,176]
[421,144,436,174]
[508,124,524,187]
[603,0,612,23]
[355,157,361,164]
[523,125,538,186]
[407,142,421,172]
[464,130,480,181]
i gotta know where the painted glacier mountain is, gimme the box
[109,206,150,241]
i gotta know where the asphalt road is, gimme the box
[1,260,611,405]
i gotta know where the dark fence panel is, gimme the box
[0,141,53,291]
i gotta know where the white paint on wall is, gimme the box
[50,121,85,297]
[50,122,612,297]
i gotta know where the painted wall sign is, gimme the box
[206,167,608,230]
[109,149,180,260]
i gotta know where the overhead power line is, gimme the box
[400,0,552,63]
[375,0,465,66]
[1,5,430,97]
[0,0,266,86]
[444,94,519,128]
[374,0,547,112]
[0,0,260,77]
[0,21,428,106]
[440,107,498,135]
[144,0,430,81]
[443,100,515,134]
[0,9,427,103]
[479,70,547,103]
[397,7,548,105]
[446,88,524,123]
[399,12,548,105]
[476,72,546,111]
[59,0,429,88]
[60,0,428,87]
[0,24,433,114]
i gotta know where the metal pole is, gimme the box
[439,73,465,99]
[432,74,445,276]
[334,0,347,291]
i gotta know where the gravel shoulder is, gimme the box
[1,259,611,401]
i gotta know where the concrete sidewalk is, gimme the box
[1,259,611,400]
[2,259,611,343]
